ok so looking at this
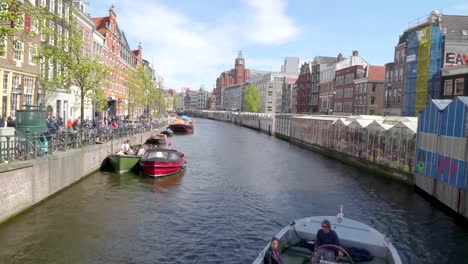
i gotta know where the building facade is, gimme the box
[353,65,386,115]
[221,83,244,111]
[295,62,311,113]
[0,0,40,119]
[92,5,142,118]
[279,77,297,113]
[334,65,364,115]
[384,39,406,116]
[311,56,336,113]
[214,51,250,109]
[402,12,468,116]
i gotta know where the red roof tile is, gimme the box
[91,17,109,35]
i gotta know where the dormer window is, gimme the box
[462,29,468,36]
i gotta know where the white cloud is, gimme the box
[242,0,300,44]
[98,0,299,91]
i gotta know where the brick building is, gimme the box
[384,37,406,116]
[214,51,250,109]
[334,65,364,115]
[295,62,311,113]
[92,5,143,117]
[353,65,386,115]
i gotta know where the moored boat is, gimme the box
[161,128,174,137]
[108,154,141,173]
[155,134,167,144]
[168,124,193,134]
[253,209,402,264]
[140,148,186,177]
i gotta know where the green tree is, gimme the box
[243,84,261,112]
[61,6,109,126]
[173,93,180,111]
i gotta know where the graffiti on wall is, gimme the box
[437,156,459,180]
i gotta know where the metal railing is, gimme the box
[0,123,163,163]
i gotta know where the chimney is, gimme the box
[337,53,343,61]
[352,50,359,56]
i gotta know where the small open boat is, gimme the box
[108,154,141,173]
[253,208,402,264]
[140,148,186,177]
[107,145,144,173]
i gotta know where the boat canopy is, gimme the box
[143,149,183,162]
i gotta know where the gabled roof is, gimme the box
[432,99,452,110]
[331,118,351,127]
[390,121,418,134]
[457,96,468,105]
[313,56,337,66]
[367,120,394,131]
[441,15,468,41]
[91,17,109,35]
[348,119,374,129]
[367,65,385,81]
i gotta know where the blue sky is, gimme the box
[87,0,468,91]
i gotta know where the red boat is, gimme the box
[140,149,186,177]
[168,124,193,134]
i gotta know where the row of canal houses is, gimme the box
[0,1,158,121]
[293,11,468,117]
[210,11,468,121]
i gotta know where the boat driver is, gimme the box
[311,219,343,263]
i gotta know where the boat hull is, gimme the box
[108,155,141,173]
[140,165,184,177]
[168,124,193,134]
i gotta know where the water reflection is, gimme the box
[0,118,467,264]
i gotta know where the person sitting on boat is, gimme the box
[263,237,281,264]
[119,140,134,155]
[311,219,343,263]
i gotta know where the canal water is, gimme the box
[0,118,467,264]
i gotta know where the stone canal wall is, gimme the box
[0,130,156,224]
[190,110,468,220]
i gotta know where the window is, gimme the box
[64,29,69,51]
[40,19,46,42]
[3,72,9,96]
[371,83,376,93]
[370,96,375,106]
[64,5,69,20]
[40,0,46,7]
[14,39,23,61]
[57,0,63,17]
[48,20,54,45]
[0,36,5,57]
[24,77,34,105]
[444,80,453,95]
[29,44,37,64]
[49,0,54,12]
[10,74,20,117]
[30,19,38,33]
[455,78,464,95]
[267,91,273,96]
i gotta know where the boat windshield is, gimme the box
[146,151,168,159]
[145,151,180,161]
